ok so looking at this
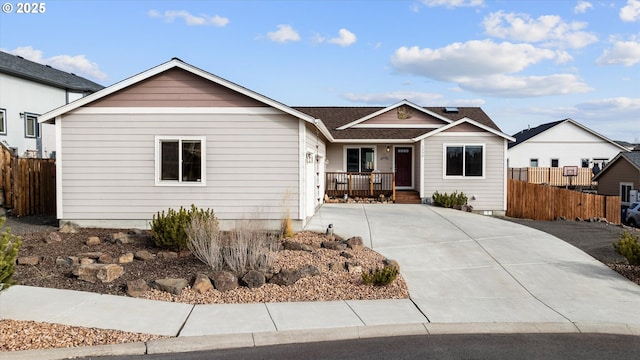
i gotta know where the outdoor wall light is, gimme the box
[386,145,390,152]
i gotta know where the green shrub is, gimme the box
[362,265,399,286]
[432,191,468,208]
[151,205,215,251]
[613,231,640,265]
[0,217,22,291]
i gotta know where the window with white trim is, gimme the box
[0,108,6,135]
[621,183,633,204]
[530,158,539,167]
[445,144,484,177]
[24,113,39,138]
[156,136,205,185]
[345,146,375,172]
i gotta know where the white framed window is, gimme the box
[344,146,375,172]
[530,158,539,167]
[581,158,589,168]
[444,144,484,178]
[155,136,206,186]
[0,108,6,135]
[24,112,39,138]
[621,182,633,204]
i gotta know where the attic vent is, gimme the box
[444,107,459,113]
[397,105,413,120]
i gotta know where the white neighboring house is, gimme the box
[508,119,629,171]
[0,51,104,158]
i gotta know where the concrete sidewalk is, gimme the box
[3,204,640,359]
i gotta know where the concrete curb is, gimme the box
[5,322,640,360]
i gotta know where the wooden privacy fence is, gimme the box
[507,179,620,224]
[0,146,56,217]
[508,167,596,187]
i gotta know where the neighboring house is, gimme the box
[39,58,513,230]
[0,51,104,158]
[508,119,628,170]
[593,150,640,206]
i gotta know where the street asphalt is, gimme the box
[2,204,640,359]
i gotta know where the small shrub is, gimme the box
[282,215,295,239]
[151,205,215,251]
[613,231,640,265]
[362,265,399,286]
[185,211,223,270]
[432,191,468,209]
[0,217,22,291]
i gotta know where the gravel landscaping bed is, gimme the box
[1,215,408,352]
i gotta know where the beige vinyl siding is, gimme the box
[423,134,506,211]
[60,112,300,223]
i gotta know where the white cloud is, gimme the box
[620,0,640,22]
[148,9,229,27]
[419,0,484,8]
[574,1,593,14]
[457,74,592,97]
[267,24,300,43]
[328,29,357,47]
[596,39,640,66]
[391,40,557,82]
[5,46,107,81]
[576,97,640,112]
[482,11,597,49]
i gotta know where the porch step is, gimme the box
[395,191,422,204]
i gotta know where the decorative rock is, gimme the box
[321,241,347,251]
[86,236,101,246]
[17,256,39,266]
[191,273,214,294]
[108,232,133,245]
[59,222,79,234]
[269,265,320,286]
[126,279,148,298]
[210,271,238,292]
[80,257,95,265]
[328,262,344,272]
[346,236,364,250]
[118,252,134,264]
[78,252,103,259]
[340,251,354,259]
[56,256,79,266]
[157,251,178,259]
[74,263,124,283]
[241,270,266,289]
[151,278,189,295]
[98,254,115,264]
[282,241,313,252]
[383,258,400,271]
[44,232,62,244]
[346,262,363,274]
[135,250,155,261]
[299,264,321,277]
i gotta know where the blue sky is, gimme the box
[1,0,639,142]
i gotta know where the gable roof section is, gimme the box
[592,151,640,181]
[0,51,104,93]
[335,100,453,130]
[509,118,628,151]
[413,117,515,142]
[38,58,334,141]
[295,106,502,141]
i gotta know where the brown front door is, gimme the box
[395,147,412,187]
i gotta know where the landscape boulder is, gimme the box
[118,253,134,264]
[86,236,101,246]
[191,273,214,294]
[135,250,155,261]
[269,265,321,286]
[17,256,39,266]
[210,271,238,292]
[345,236,364,250]
[98,254,115,264]
[44,232,62,244]
[321,241,347,251]
[56,256,79,267]
[157,251,178,259]
[241,270,266,289]
[74,263,124,283]
[59,222,79,234]
[151,278,189,295]
[108,232,133,245]
[126,279,149,298]
[282,241,314,252]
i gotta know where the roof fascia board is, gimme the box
[412,117,515,142]
[335,100,452,130]
[331,139,417,144]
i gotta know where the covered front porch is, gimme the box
[325,171,396,200]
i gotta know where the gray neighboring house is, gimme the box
[0,51,104,158]
[39,58,513,230]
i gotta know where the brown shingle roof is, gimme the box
[293,106,501,140]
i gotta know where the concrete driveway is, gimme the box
[305,204,640,329]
